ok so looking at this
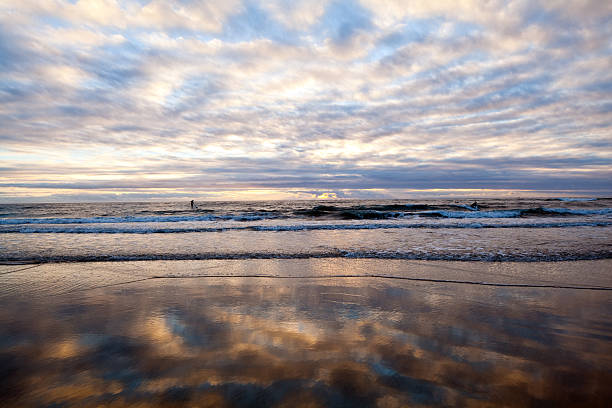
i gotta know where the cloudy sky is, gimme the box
[1,0,611,202]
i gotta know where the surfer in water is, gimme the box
[190,200,195,210]
[471,201,479,210]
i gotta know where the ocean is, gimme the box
[2,197,611,263]
[2,199,612,406]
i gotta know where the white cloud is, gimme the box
[0,0,610,199]
[261,0,329,30]
[137,0,243,32]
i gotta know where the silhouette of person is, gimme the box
[190,200,194,209]
[471,201,479,210]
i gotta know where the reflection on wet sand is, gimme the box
[1,260,611,407]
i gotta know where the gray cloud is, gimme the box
[0,0,610,201]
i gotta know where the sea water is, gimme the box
[1,197,611,262]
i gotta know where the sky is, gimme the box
[0,0,611,202]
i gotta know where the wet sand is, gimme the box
[1,259,611,407]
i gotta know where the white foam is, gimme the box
[2,221,610,234]
[423,207,612,218]
[0,214,273,225]
[427,210,523,218]
[543,207,612,215]
[556,197,597,202]
[1,206,610,227]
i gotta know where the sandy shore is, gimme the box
[1,259,611,407]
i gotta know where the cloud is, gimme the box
[260,0,330,30]
[0,0,611,201]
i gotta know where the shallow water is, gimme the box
[1,259,610,407]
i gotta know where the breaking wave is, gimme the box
[1,207,610,225]
[0,214,275,225]
[2,221,610,234]
[4,250,611,263]
[553,197,598,202]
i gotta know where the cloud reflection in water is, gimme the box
[0,262,611,407]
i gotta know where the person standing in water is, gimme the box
[190,200,195,210]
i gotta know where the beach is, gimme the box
[4,0,612,405]
[1,259,611,407]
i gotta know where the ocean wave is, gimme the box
[1,221,610,234]
[0,213,275,225]
[295,205,612,220]
[3,250,611,263]
[293,203,477,218]
[419,207,612,218]
[1,206,610,225]
[554,197,597,202]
